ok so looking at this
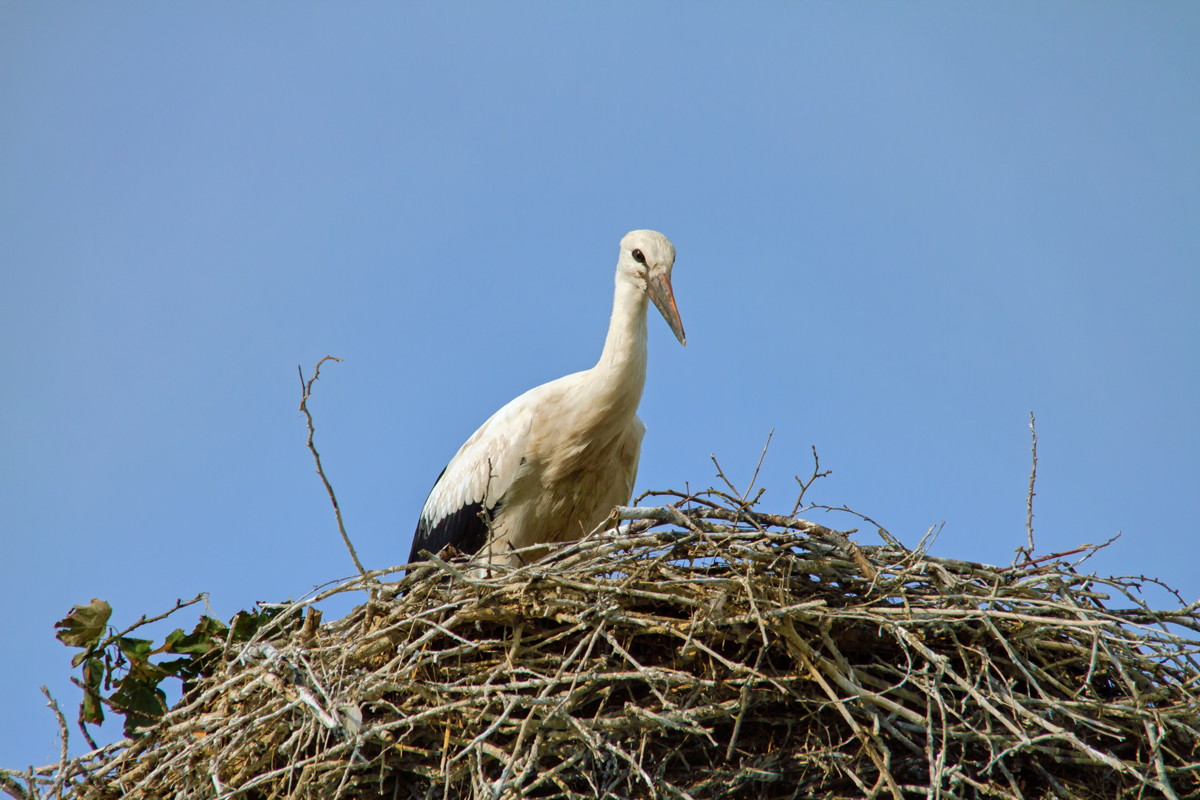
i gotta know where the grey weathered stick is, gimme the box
[39,687,68,800]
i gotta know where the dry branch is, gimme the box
[298,356,366,579]
[1026,412,1039,553]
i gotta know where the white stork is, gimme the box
[408,230,686,570]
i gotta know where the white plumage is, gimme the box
[408,230,686,569]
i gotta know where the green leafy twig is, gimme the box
[53,597,279,739]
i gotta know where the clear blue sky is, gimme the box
[2,2,1198,769]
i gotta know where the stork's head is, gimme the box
[619,229,686,346]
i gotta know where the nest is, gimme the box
[7,496,1200,800]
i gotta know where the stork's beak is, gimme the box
[647,272,686,346]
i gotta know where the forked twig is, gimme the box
[298,356,367,579]
[709,454,742,502]
[742,428,774,504]
[791,444,831,516]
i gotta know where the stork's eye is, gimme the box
[632,249,646,264]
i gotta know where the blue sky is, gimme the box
[2,2,1198,768]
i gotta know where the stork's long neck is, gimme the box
[590,276,649,421]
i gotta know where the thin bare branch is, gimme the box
[1026,411,1039,552]
[742,428,774,504]
[298,356,366,579]
[709,453,741,500]
[39,687,68,800]
[791,444,832,517]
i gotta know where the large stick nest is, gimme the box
[10,496,1200,799]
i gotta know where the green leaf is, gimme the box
[117,637,154,664]
[161,616,227,655]
[80,689,104,725]
[229,608,277,642]
[110,678,167,738]
[83,657,105,689]
[153,656,194,677]
[126,656,171,684]
[80,657,105,724]
[54,599,112,649]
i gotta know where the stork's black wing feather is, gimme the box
[409,501,492,565]
[407,465,499,568]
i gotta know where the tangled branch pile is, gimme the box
[7,495,1200,800]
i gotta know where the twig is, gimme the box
[996,545,1092,574]
[298,356,367,579]
[108,594,205,649]
[75,720,98,753]
[808,503,903,550]
[0,773,29,800]
[709,453,742,501]
[791,444,831,516]
[40,687,68,800]
[742,428,774,504]
[1026,411,1038,553]
[300,608,324,647]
